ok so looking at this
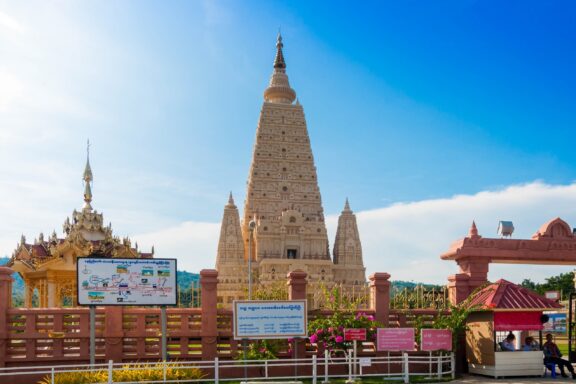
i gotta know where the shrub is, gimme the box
[308,285,380,352]
[235,339,280,360]
[38,362,204,384]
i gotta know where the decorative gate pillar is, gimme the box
[201,269,219,360]
[369,272,391,326]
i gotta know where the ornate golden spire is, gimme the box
[264,33,296,104]
[273,32,286,69]
[83,140,93,210]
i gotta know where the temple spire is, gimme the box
[83,140,93,210]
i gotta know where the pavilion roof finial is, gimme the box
[83,140,93,209]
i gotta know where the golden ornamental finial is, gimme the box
[274,31,286,70]
[83,140,94,209]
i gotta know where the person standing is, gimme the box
[543,333,576,378]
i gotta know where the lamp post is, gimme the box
[248,219,256,300]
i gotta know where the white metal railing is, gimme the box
[0,352,455,384]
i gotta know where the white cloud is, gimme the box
[0,10,25,34]
[131,181,576,285]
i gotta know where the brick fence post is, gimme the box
[201,269,218,361]
[104,306,124,363]
[0,267,13,367]
[369,272,390,326]
[287,270,307,359]
[447,273,470,305]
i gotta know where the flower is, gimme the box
[335,336,344,343]
[316,328,324,335]
[367,315,375,321]
[309,334,318,344]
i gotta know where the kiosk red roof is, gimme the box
[467,279,563,311]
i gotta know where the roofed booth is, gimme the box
[465,279,562,378]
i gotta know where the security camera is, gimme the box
[249,220,256,230]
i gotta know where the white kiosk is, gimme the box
[465,279,562,378]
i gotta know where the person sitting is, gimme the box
[499,333,516,351]
[523,336,539,351]
[543,333,576,379]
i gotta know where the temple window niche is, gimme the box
[287,249,298,259]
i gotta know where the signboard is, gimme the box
[377,328,415,351]
[233,300,307,340]
[344,328,367,341]
[544,312,567,334]
[77,257,177,306]
[421,329,452,351]
[359,357,372,367]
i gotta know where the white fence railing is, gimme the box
[0,352,455,384]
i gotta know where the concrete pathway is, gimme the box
[453,374,574,383]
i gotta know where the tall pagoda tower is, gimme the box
[215,35,366,306]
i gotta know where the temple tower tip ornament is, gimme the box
[469,220,480,238]
[264,33,296,104]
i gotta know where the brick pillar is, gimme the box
[447,273,470,305]
[104,306,124,363]
[201,269,218,360]
[0,267,13,367]
[287,270,307,359]
[287,269,307,301]
[456,259,488,295]
[369,272,391,326]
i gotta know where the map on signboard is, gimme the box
[77,257,177,306]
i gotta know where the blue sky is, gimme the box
[1,1,576,283]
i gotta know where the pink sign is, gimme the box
[421,329,452,351]
[377,328,415,351]
[344,328,367,341]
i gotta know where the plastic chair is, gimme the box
[544,362,557,378]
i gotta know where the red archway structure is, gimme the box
[441,217,576,304]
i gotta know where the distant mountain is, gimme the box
[391,280,443,293]
[177,270,200,288]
